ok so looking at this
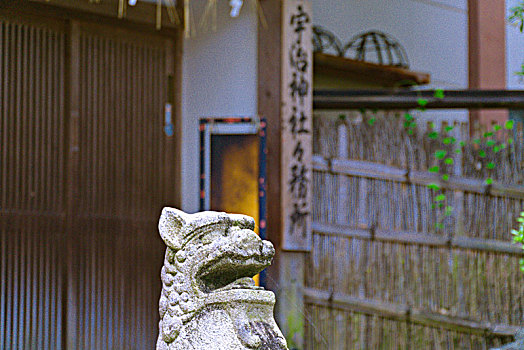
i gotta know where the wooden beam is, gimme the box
[314,52,430,87]
[312,222,524,255]
[10,0,178,35]
[312,155,524,200]
[304,287,521,337]
[313,89,524,110]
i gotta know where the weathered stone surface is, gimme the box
[490,329,524,350]
[156,208,288,350]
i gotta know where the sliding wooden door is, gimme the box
[0,11,178,349]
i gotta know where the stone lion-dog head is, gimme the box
[156,208,288,350]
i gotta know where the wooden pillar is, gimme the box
[166,13,184,209]
[468,0,507,131]
[64,20,81,349]
[257,0,283,294]
[258,1,313,348]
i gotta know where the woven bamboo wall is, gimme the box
[306,111,524,349]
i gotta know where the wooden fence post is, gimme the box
[337,122,349,224]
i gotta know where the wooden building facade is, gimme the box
[0,1,181,348]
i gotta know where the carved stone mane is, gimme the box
[156,208,288,350]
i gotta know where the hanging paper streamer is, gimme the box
[118,0,126,18]
[229,0,243,17]
[252,0,267,29]
[184,0,191,37]
[165,0,181,26]
[156,0,162,29]
[48,0,268,36]
[199,0,217,32]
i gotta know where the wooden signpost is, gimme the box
[281,0,313,252]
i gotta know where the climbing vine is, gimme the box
[512,211,524,272]
[354,89,521,259]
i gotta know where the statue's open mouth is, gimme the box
[197,254,271,293]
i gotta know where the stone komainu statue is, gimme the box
[156,207,289,350]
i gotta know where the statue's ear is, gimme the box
[229,213,255,230]
[158,207,187,250]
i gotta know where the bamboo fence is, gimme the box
[305,111,524,349]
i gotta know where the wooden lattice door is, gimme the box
[0,11,178,349]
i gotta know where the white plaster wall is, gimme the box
[181,0,258,212]
[507,0,524,90]
[312,0,469,123]
[312,0,468,89]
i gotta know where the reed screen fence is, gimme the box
[305,110,524,349]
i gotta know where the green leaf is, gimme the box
[408,129,414,135]
[478,150,486,158]
[493,145,501,153]
[505,120,515,130]
[434,89,444,99]
[338,114,347,121]
[473,139,481,145]
[435,194,446,202]
[445,206,453,216]
[483,132,494,138]
[486,162,495,169]
[429,166,440,173]
[417,98,428,107]
[508,138,514,144]
[436,223,444,229]
[444,158,454,165]
[485,178,493,185]
[429,122,436,129]
[428,132,439,139]
[441,174,450,181]
[493,124,502,131]
[486,140,496,147]
[435,150,447,159]
[445,126,454,132]
[404,113,413,121]
[443,137,456,145]
[427,183,441,190]
[454,149,461,154]
[368,117,376,126]
[459,141,466,147]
